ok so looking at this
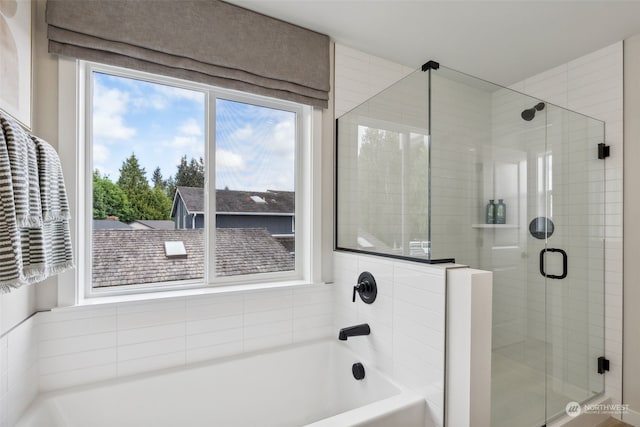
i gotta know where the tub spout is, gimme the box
[338,323,370,341]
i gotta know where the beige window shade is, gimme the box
[46,0,330,108]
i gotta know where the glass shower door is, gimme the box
[542,105,605,421]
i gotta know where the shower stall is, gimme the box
[336,62,606,426]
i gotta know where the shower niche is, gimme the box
[336,61,606,426]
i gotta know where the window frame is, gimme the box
[74,61,313,300]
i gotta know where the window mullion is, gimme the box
[206,93,217,284]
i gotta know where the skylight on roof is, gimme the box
[164,241,187,258]
[250,195,266,204]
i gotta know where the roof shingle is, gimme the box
[92,228,294,287]
[173,186,294,215]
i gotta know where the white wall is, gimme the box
[333,251,447,426]
[623,34,640,425]
[0,317,38,427]
[35,285,333,391]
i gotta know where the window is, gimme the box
[83,62,307,296]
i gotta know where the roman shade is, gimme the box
[46,0,330,108]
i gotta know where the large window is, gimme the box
[85,63,303,295]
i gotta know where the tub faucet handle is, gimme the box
[352,272,377,304]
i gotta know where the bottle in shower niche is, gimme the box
[486,200,495,224]
[496,199,506,224]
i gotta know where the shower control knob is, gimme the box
[352,272,377,304]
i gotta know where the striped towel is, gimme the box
[0,114,42,228]
[0,128,24,287]
[0,111,74,292]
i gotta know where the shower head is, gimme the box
[521,102,546,121]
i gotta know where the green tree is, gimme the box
[146,186,173,220]
[93,170,133,222]
[357,128,429,249]
[152,167,165,190]
[167,155,205,200]
[117,153,171,220]
[175,155,204,188]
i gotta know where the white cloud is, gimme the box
[216,150,245,172]
[93,81,137,140]
[93,144,110,163]
[270,120,295,156]
[131,94,167,111]
[154,85,204,103]
[231,126,253,141]
[179,118,203,136]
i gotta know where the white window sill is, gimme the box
[54,280,328,311]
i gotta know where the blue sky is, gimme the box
[92,72,295,192]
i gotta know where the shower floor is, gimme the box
[491,346,580,427]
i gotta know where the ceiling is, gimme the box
[226,0,640,86]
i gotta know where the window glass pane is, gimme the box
[215,99,296,276]
[91,72,206,288]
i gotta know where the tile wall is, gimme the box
[333,251,447,426]
[35,286,333,392]
[0,317,39,427]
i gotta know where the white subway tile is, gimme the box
[185,298,243,322]
[117,298,185,315]
[39,348,116,376]
[38,306,117,323]
[186,328,242,351]
[118,336,185,362]
[39,331,116,358]
[117,351,185,377]
[118,308,185,331]
[244,308,291,326]
[186,341,244,364]
[244,293,293,314]
[293,325,333,343]
[6,365,37,427]
[244,332,292,353]
[40,363,117,392]
[244,320,291,340]
[186,314,242,336]
[38,315,116,340]
[118,323,185,346]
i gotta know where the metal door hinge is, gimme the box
[598,143,610,159]
[598,356,610,374]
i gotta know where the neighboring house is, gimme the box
[171,187,295,237]
[171,186,205,229]
[93,219,132,230]
[92,228,294,287]
[129,220,176,230]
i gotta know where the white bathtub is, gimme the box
[16,339,425,427]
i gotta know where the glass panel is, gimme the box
[336,70,430,260]
[91,72,206,288]
[544,105,605,420]
[214,99,296,276]
[429,66,549,426]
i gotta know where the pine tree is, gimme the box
[117,153,152,220]
[175,155,205,188]
[152,167,165,190]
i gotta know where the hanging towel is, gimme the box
[0,128,24,289]
[31,135,74,280]
[0,114,42,228]
[0,110,74,292]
